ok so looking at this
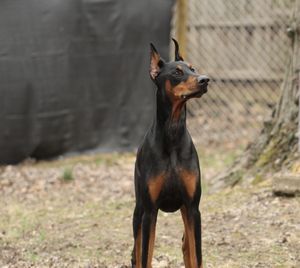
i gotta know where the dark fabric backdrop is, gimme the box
[0,0,174,164]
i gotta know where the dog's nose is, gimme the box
[198,75,210,84]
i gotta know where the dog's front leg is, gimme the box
[141,209,158,268]
[132,203,144,268]
[181,205,203,268]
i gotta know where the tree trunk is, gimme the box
[212,0,300,191]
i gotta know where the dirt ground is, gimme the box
[0,149,299,268]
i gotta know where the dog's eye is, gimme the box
[190,67,195,72]
[174,68,184,76]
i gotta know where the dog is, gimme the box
[131,38,209,268]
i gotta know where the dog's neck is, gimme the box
[152,88,187,144]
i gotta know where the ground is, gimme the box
[0,149,299,268]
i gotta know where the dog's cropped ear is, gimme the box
[150,43,165,80]
[172,38,184,61]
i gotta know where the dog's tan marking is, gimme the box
[147,217,157,268]
[165,80,173,98]
[181,207,192,268]
[148,173,166,202]
[181,206,199,268]
[180,169,197,199]
[166,76,198,99]
[165,80,185,122]
[135,227,142,268]
[172,76,198,97]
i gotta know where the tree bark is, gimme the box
[212,0,300,191]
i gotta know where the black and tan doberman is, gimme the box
[131,39,209,268]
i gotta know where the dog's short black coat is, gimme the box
[131,39,209,268]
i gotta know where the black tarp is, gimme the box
[0,0,174,164]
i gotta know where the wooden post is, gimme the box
[295,0,300,152]
[176,0,187,58]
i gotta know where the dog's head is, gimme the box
[150,39,209,102]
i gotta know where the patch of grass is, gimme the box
[61,167,74,182]
[198,146,243,174]
[251,173,264,185]
[26,251,39,262]
[35,152,135,169]
[38,228,47,242]
[1,206,37,239]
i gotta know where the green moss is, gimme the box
[256,125,297,169]
[229,170,244,186]
[256,140,277,168]
[61,167,74,182]
[251,174,264,185]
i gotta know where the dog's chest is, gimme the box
[147,163,198,212]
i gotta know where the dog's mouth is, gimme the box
[181,83,208,100]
